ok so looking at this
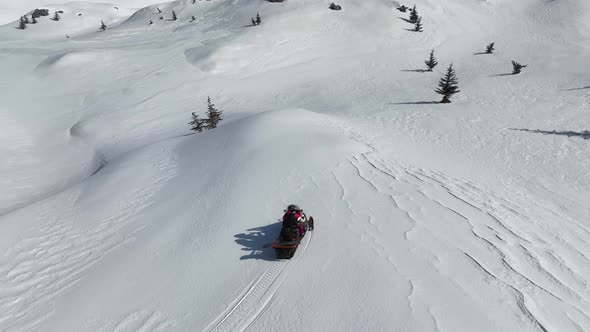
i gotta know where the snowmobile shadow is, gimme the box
[234,222,283,261]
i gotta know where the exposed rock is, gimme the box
[32,9,50,18]
[329,3,342,10]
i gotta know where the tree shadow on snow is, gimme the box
[473,52,489,55]
[565,86,590,91]
[234,222,282,261]
[398,17,413,23]
[388,101,440,105]
[401,69,428,73]
[509,128,590,140]
[489,73,514,77]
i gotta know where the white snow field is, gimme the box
[0,0,589,331]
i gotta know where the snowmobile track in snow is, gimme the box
[204,231,313,332]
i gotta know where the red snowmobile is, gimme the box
[271,205,315,259]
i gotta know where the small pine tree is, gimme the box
[31,15,37,24]
[486,42,495,54]
[414,16,423,32]
[255,12,261,25]
[409,5,419,23]
[435,63,460,103]
[189,112,207,132]
[148,20,153,25]
[51,11,60,21]
[100,20,107,31]
[17,16,26,30]
[190,16,195,22]
[511,61,527,74]
[205,97,223,129]
[24,15,30,24]
[425,49,438,71]
[251,17,256,26]
[171,10,177,21]
[159,16,164,20]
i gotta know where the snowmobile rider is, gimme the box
[283,204,306,236]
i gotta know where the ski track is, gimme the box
[205,231,313,332]
[327,142,590,331]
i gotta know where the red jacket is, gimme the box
[283,211,301,221]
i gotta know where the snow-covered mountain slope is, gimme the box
[0,0,165,26]
[0,0,588,331]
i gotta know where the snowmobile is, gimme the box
[271,211,314,259]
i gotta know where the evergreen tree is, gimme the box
[159,16,164,20]
[190,16,196,22]
[251,17,256,26]
[189,97,224,132]
[31,15,37,24]
[51,11,60,21]
[255,12,261,25]
[409,5,419,23]
[511,61,527,74]
[435,63,460,103]
[189,112,207,132]
[425,49,438,71]
[100,20,107,31]
[24,15,30,24]
[17,16,26,30]
[205,97,223,129]
[149,20,153,25]
[486,42,495,54]
[414,16,423,32]
[172,10,177,21]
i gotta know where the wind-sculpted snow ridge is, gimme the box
[109,310,175,332]
[35,50,124,72]
[0,142,178,331]
[329,151,589,331]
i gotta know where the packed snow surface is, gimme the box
[0,0,589,331]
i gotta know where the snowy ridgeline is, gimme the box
[0,0,589,331]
